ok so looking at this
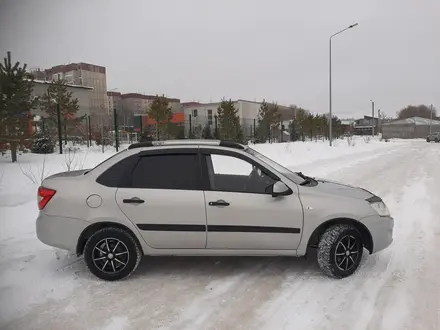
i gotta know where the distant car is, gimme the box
[426,133,440,143]
[36,140,394,281]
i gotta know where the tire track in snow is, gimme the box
[249,143,430,330]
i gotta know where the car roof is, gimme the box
[127,140,246,151]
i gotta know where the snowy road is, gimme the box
[1,140,440,330]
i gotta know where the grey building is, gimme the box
[43,63,108,122]
[31,79,93,118]
[382,117,440,139]
[119,93,181,130]
[353,116,379,135]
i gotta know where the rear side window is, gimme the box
[96,155,139,187]
[131,154,199,190]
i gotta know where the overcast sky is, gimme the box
[1,0,439,118]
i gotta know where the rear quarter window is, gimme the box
[96,155,139,187]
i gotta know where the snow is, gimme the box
[1,137,440,330]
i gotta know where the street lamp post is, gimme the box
[430,104,433,135]
[370,100,375,136]
[329,23,359,146]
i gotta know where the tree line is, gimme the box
[1,50,437,163]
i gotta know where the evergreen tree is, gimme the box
[202,124,213,139]
[147,95,172,140]
[0,51,38,162]
[256,100,280,143]
[217,99,243,142]
[39,78,80,142]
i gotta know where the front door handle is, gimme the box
[123,197,145,204]
[209,200,230,207]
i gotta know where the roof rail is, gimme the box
[127,141,154,149]
[127,139,246,150]
[219,140,246,150]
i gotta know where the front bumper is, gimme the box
[361,215,394,253]
[36,213,90,252]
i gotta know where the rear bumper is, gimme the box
[361,215,394,253]
[36,213,90,252]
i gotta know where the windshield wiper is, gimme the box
[296,172,316,186]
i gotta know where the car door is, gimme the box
[116,148,207,249]
[201,149,303,250]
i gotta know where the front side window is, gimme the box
[131,154,198,190]
[206,154,277,194]
[245,147,304,184]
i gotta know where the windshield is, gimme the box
[245,147,304,184]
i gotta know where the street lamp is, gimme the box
[329,23,359,146]
[370,100,375,136]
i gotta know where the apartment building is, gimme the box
[43,63,108,121]
[107,91,122,116]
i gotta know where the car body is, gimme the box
[426,133,440,142]
[36,140,394,280]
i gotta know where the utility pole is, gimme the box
[430,104,433,135]
[57,103,63,154]
[371,100,375,136]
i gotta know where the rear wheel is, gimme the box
[317,224,363,278]
[84,227,142,281]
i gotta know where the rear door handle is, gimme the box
[123,197,145,204]
[209,200,230,207]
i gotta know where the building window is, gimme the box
[192,109,198,117]
[208,109,213,126]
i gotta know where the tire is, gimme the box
[84,227,142,281]
[317,224,363,278]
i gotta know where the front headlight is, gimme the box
[370,201,390,217]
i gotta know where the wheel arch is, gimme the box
[307,218,373,253]
[76,221,144,256]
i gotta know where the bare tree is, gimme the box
[19,155,50,184]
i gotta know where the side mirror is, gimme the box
[271,181,292,197]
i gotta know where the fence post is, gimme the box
[139,115,143,137]
[280,121,283,142]
[114,108,119,152]
[189,114,192,138]
[57,103,63,154]
[86,116,89,148]
[88,115,92,147]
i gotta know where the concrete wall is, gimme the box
[31,81,92,119]
[382,123,440,139]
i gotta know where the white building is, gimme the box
[182,100,266,137]
[182,99,298,139]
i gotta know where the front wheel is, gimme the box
[84,227,142,281]
[317,224,363,278]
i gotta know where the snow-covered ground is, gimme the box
[1,137,440,330]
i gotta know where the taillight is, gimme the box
[38,186,56,210]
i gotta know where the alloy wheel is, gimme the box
[334,235,360,272]
[92,238,130,274]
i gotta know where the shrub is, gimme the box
[30,136,55,154]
